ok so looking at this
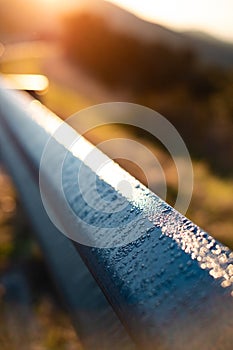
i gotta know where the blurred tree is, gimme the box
[62,12,233,176]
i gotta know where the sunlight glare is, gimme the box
[3,74,49,92]
[107,0,233,42]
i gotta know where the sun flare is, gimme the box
[107,0,233,42]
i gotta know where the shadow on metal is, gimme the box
[0,78,232,350]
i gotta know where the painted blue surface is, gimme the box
[0,82,233,349]
[62,151,233,348]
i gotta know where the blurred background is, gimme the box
[0,0,232,348]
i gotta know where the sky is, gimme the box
[107,0,233,43]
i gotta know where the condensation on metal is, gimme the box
[0,81,232,349]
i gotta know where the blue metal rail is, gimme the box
[0,79,232,349]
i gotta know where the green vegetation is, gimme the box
[62,12,233,177]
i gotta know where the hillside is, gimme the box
[74,0,233,67]
[1,0,233,67]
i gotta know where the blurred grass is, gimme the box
[43,81,91,117]
[0,296,82,350]
[0,167,82,350]
[1,57,40,74]
[0,169,16,270]
[0,56,92,117]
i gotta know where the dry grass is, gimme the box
[0,297,82,350]
[0,167,82,350]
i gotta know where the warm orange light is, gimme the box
[107,0,233,42]
[0,42,5,58]
[2,74,49,92]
